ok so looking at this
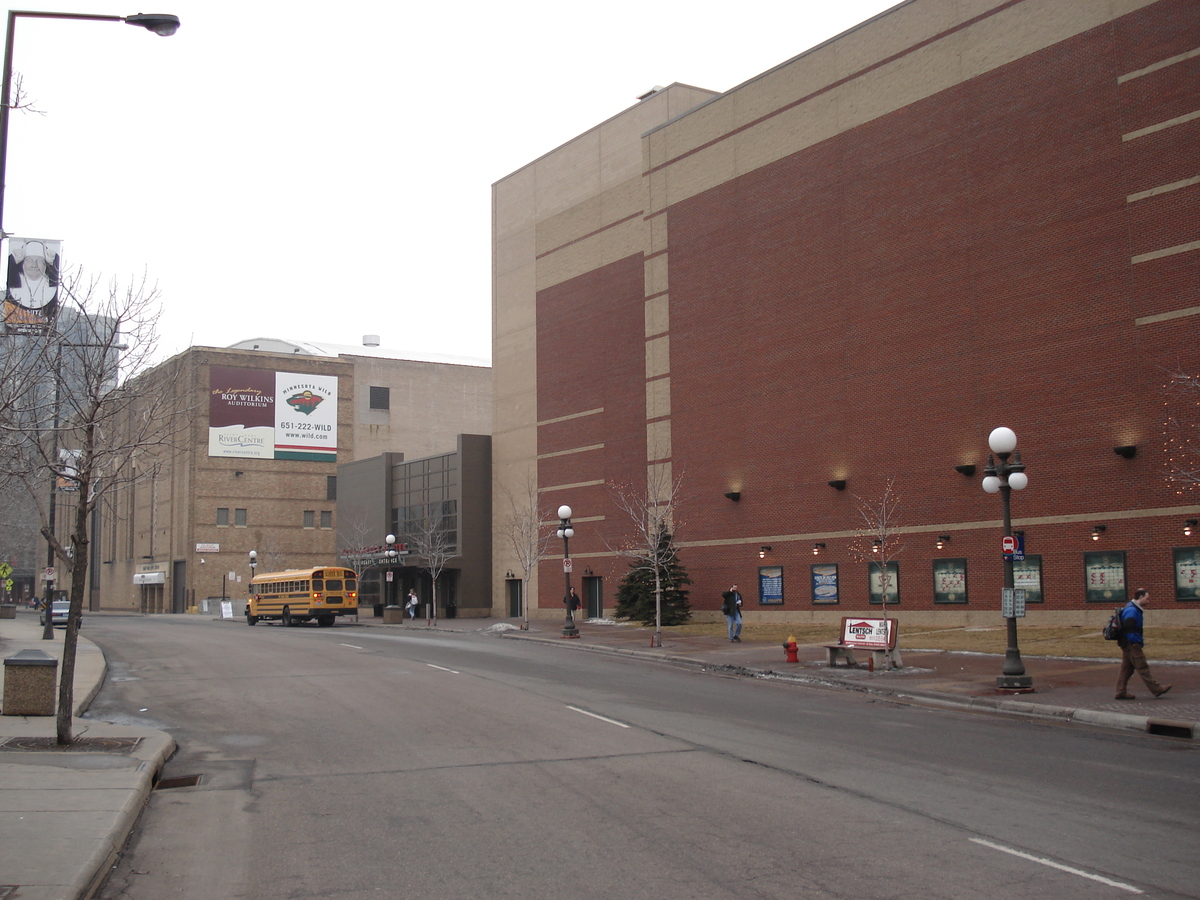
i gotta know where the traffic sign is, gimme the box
[1002,536,1016,554]
[43,567,56,582]
[563,558,573,573]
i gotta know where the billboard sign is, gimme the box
[209,366,338,462]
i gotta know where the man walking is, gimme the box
[1115,588,1172,700]
[722,584,743,642]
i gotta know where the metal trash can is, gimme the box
[3,649,57,716]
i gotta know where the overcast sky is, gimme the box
[3,0,898,366]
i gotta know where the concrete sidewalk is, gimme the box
[482,616,1200,739]
[0,614,175,900]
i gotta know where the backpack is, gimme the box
[1102,606,1123,641]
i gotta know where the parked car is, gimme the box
[39,600,74,627]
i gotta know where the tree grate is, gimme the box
[0,736,143,752]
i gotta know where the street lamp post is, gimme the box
[385,534,399,609]
[0,10,181,233]
[557,505,578,639]
[982,426,1033,692]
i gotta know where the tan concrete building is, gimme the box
[94,340,491,613]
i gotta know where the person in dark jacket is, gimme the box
[1114,588,1172,699]
[722,585,743,642]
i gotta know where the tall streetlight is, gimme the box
[0,11,181,233]
[982,426,1033,692]
[557,505,579,639]
[3,11,178,637]
[385,534,399,609]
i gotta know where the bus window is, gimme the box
[325,579,342,591]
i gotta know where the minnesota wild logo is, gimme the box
[285,390,324,415]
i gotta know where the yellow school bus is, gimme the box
[247,567,358,627]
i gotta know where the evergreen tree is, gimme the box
[614,527,692,626]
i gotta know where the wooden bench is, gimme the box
[825,617,902,670]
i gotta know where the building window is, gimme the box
[217,508,229,527]
[235,508,247,527]
[326,475,337,501]
[320,510,332,529]
[304,510,315,529]
[369,386,390,410]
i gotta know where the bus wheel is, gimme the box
[282,607,293,627]
[317,616,334,627]
[246,614,258,626]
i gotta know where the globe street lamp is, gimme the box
[385,534,399,608]
[557,505,579,639]
[0,10,181,233]
[982,426,1033,692]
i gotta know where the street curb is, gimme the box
[75,731,176,900]
[497,631,1198,740]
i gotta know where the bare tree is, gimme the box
[500,471,556,629]
[0,271,189,743]
[849,477,904,669]
[1164,369,1200,492]
[607,462,688,646]
[403,502,456,626]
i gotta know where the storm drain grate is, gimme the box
[156,774,203,790]
[1147,720,1194,739]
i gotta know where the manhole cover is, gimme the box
[0,736,143,753]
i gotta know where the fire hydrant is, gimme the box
[782,635,799,663]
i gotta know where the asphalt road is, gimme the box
[84,616,1199,900]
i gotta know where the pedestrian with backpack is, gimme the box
[1114,588,1172,700]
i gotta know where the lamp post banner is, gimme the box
[4,236,60,334]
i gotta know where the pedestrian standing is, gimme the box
[722,584,743,642]
[1115,588,1172,699]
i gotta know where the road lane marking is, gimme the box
[339,644,364,650]
[568,706,630,728]
[426,663,460,674]
[969,838,1143,894]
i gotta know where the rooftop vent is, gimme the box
[637,85,666,101]
[363,335,381,347]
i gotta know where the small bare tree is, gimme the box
[500,471,556,629]
[607,462,688,646]
[849,477,904,669]
[404,502,456,626]
[0,271,189,743]
[1163,369,1200,493]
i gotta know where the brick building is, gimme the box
[492,0,1200,625]
[93,342,490,613]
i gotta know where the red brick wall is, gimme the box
[536,255,647,609]
[655,2,1200,612]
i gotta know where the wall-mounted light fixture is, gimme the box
[872,539,881,553]
[812,542,825,555]
[584,567,594,576]
[234,470,244,477]
[936,535,950,550]
[505,570,515,579]
[828,480,847,491]
[954,464,976,476]
[1092,525,1106,541]
[759,545,771,558]
[1185,519,1197,537]
[1113,445,1137,459]
[724,491,741,502]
